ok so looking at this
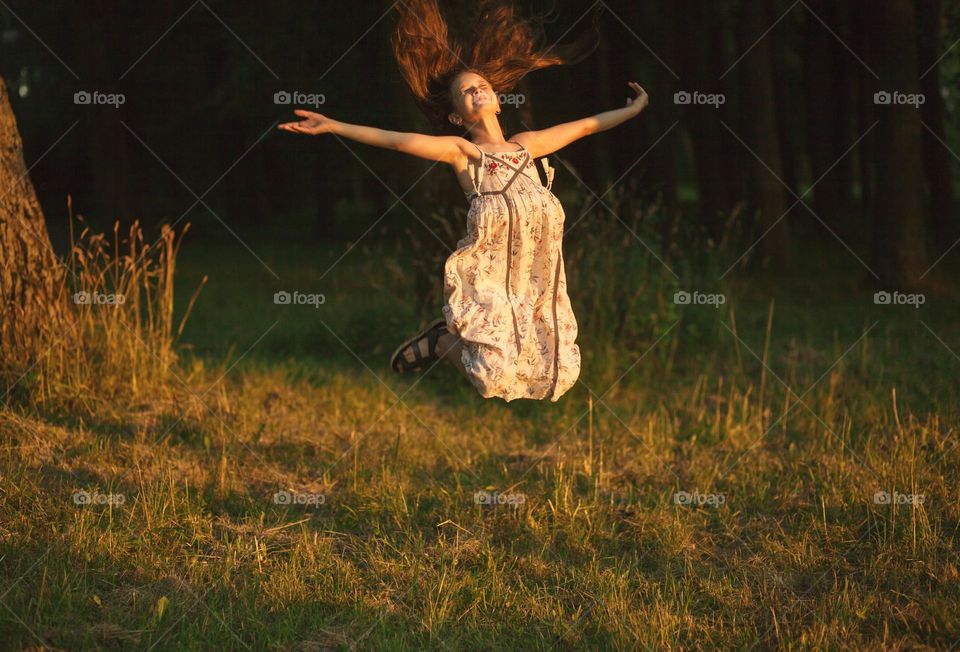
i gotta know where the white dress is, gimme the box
[441,140,581,402]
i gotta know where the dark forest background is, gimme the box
[2,0,959,287]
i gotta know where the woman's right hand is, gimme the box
[278,110,334,135]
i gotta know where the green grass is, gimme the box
[2,235,959,650]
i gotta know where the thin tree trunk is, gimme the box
[833,1,859,229]
[589,16,613,189]
[737,0,790,267]
[916,0,957,243]
[651,0,678,210]
[681,0,732,240]
[67,0,137,226]
[802,0,843,225]
[854,0,877,230]
[871,0,928,287]
[773,10,802,196]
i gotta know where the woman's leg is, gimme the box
[435,331,468,378]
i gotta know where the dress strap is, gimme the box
[466,142,485,198]
[539,157,555,190]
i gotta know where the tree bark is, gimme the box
[853,0,877,230]
[833,1,859,229]
[635,0,677,210]
[802,0,843,224]
[67,0,138,226]
[916,0,957,244]
[773,10,802,196]
[0,76,71,372]
[681,0,733,240]
[870,0,928,287]
[737,0,791,267]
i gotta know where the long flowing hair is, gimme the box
[391,0,601,134]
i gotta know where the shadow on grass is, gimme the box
[0,518,644,650]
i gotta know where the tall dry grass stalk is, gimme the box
[6,210,205,414]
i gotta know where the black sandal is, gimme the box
[390,318,448,373]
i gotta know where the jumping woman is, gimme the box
[278,0,648,402]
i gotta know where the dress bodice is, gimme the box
[464,141,555,202]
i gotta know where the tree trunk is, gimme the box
[681,0,733,240]
[0,76,71,373]
[916,0,957,244]
[636,0,677,210]
[773,10,802,196]
[854,0,877,231]
[67,0,138,227]
[833,1,859,230]
[588,15,613,189]
[870,0,928,287]
[802,0,843,225]
[737,0,791,267]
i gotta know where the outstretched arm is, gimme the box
[512,82,649,159]
[278,110,471,164]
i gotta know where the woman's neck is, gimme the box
[468,114,508,147]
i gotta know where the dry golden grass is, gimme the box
[1,207,958,649]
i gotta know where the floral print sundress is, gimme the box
[441,140,581,402]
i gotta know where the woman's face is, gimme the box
[449,71,499,125]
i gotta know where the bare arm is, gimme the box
[278,110,471,164]
[512,82,649,159]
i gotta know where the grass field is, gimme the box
[2,234,959,650]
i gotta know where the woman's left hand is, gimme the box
[625,82,649,115]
